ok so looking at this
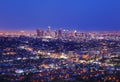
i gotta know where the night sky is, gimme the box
[0,0,120,31]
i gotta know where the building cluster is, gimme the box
[35,27,120,41]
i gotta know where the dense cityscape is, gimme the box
[0,27,120,82]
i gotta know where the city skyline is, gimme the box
[0,0,120,31]
[1,1,120,81]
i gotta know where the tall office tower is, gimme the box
[48,26,51,31]
[36,29,40,36]
[41,30,44,36]
[64,30,69,38]
[74,30,77,37]
[63,30,67,38]
[47,26,51,36]
[54,30,58,38]
[36,29,44,37]
[58,28,62,39]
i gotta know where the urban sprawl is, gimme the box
[0,27,120,82]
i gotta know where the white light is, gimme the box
[17,57,21,60]
[15,69,24,73]
[47,53,51,55]
[74,30,77,33]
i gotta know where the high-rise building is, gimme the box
[48,26,51,32]
[74,30,77,37]
[36,29,40,36]
[36,29,44,37]
[58,28,62,39]
[55,31,58,38]
[47,26,51,36]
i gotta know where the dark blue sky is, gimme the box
[0,0,120,31]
